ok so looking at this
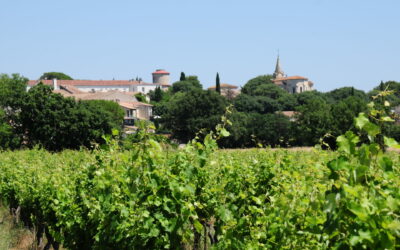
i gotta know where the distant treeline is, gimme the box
[149,74,400,148]
[1,73,399,151]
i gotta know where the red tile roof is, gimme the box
[208,83,238,89]
[119,101,152,109]
[273,76,308,81]
[27,79,162,87]
[277,111,298,117]
[152,70,170,74]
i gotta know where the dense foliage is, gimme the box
[17,84,123,151]
[148,74,400,147]
[0,103,399,248]
[0,75,124,151]
[162,89,228,141]
[39,72,73,80]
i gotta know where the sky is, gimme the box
[0,0,399,92]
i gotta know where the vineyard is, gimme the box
[1,111,400,249]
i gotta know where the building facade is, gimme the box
[272,56,314,94]
[27,69,171,95]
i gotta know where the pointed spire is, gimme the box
[273,53,285,79]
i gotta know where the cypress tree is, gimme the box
[180,72,186,81]
[154,86,163,102]
[379,81,384,91]
[216,73,221,94]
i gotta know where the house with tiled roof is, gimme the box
[27,69,171,95]
[36,79,153,125]
[272,56,314,94]
[208,83,240,99]
[57,89,152,125]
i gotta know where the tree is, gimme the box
[171,75,202,93]
[251,83,288,99]
[216,73,221,94]
[369,80,400,107]
[294,98,333,146]
[180,72,186,81]
[234,94,264,113]
[218,111,253,148]
[0,74,28,148]
[82,100,124,130]
[152,86,163,102]
[39,72,73,80]
[277,94,298,111]
[17,84,116,151]
[163,89,228,142]
[330,96,367,136]
[250,113,293,147]
[295,90,327,106]
[0,109,19,149]
[325,87,367,104]
[135,93,148,103]
[0,73,28,109]
[219,112,293,148]
[241,75,274,96]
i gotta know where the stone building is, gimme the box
[207,83,240,99]
[272,56,314,94]
[152,69,170,86]
[27,70,171,95]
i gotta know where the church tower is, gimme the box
[273,55,285,79]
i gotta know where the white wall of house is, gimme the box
[130,85,159,94]
[283,80,313,93]
[76,85,130,92]
[75,84,160,94]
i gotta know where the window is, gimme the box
[142,87,145,92]
[292,87,296,93]
[126,109,136,118]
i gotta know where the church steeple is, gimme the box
[273,54,285,79]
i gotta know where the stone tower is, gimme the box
[273,55,285,79]
[152,69,170,85]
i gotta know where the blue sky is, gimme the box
[1,0,399,92]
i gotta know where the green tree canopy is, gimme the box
[325,87,367,104]
[294,98,333,146]
[241,75,274,96]
[240,74,296,111]
[171,75,202,93]
[251,83,288,99]
[0,73,28,108]
[162,89,228,142]
[295,90,327,106]
[216,73,221,94]
[369,80,400,107]
[17,84,117,151]
[330,96,367,136]
[82,100,124,130]
[180,72,186,81]
[0,109,19,149]
[250,113,293,147]
[39,72,73,80]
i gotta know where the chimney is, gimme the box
[53,78,59,90]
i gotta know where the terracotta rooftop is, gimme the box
[272,76,308,81]
[28,79,170,87]
[208,83,238,89]
[119,101,152,109]
[276,111,299,117]
[152,69,170,74]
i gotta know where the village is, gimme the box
[25,56,316,133]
